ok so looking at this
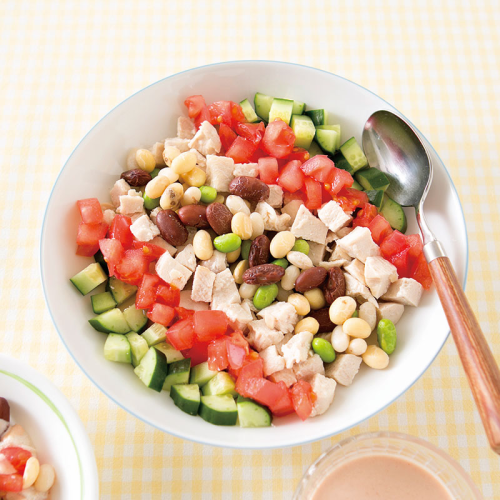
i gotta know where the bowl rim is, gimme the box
[39,60,469,448]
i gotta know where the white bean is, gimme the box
[192,230,213,261]
[331,325,350,353]
[163,145,181,166]
[34,464,56,493]
[226,247,241,263]
[277,283,292,302]
[346,338,368,355]
[160,182,183,210]
[343,317,372,339]
[329,296,357,325]
[233,260,249,284]
[281,265,300,291]
[231,212,253,240]
[158,166,180,184]
[287,251,313,269]
[135,148,156,172]
[287,293,311,316]
[181,186,201,206]
[171,151,197,174]
[294,317,319,335]
[239,283,259,300]
[250,212,264,240]
[304,288,326,310]
[145,175,170,199]
[226,195,250,215]
[270,231,295,258]
[23,456,40,489]
[362,345,390,369]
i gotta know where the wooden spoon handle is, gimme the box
[429,256,500,454]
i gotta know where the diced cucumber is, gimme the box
[307,140,323,157]
[315,128,339,154]
[239,98,259,123]
[291,115,315,149]
[170,384,200,416]
[237,396,272,428]
[104,333,132,363]
[292,100,305,115]
[351,179,363,191]
[331,151,355,174]
[380,194,407,233]
[163,358,191,391]
[142,323,167,346]
[70,263,107,295]
[254,92,274,121]
[134,347,168,392]
[94,250,109,275]
[268,98,294,125]
[365,190,385,210]
[189,361,218,387]
[202,372,237,397]
[340,137,368,172]
[317,124,341,150]
[126,332,149,367]
[123,304,148,333]
[91,291,116,314]
[154,342,184,364]
[89,308,130,334]
[305,109,328,126]
[355,168,390,192]
[107,276,137,305]
[199,395,238,426]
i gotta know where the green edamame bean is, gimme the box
[292,239,309,255]
[253,284,279,310]
[143,192,160,210]
[241,240,252,260]
[377,319,397,355]
[272,258,289,269]
[213,233,242,253]
[199,185,217,204]
[351,310,359,318]
[312,337,336,363]
[150,168,161,179]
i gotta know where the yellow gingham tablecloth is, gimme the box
[1,0,499,498]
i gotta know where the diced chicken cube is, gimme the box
[281,200,304,224]
[255,202,291,231]
[200,250,227,274]
[266,185,284,208]
[191,265,216,303]
[268,368,297,388]
[325,354,362,386]
[381,278,423,307]
[309,373,337,417]
[317,200,352,232]
[329,244,353,266]
[377,302,405,325]
[175,244,197,272]
[149,142,165,166]
[260,345,286,376]
[206,155,235,192]
[257,302,298,334]
[233,162,258,177]
[110,179,131,208]
[221,303,254,332]
[281,331,314,369]
[319,261,345,270]
[364,256,399,298]
[246,320,284,352]
[336,227,353,239]
[336,226,380,263]
[117,191,145,217]
[103,209,116,226]
[344,259,366,286]
[155,251,192,290]
[179,290,209,311]
[150,236,176,256]
[291,205,328,244]
[164,137,190,152]
[149,207,161,224]
[326,230,339,243]
[307,241,327,266]
[242,298,258,316]
[344,273,378,307]
[293,354,325,381]
[130,214,160,242]
[188,121,221,156]
[211,268,241,311]
[276,332,294,355]
[177,116,196,139]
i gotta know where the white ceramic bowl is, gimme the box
[0,354,99,499]
[40,61,468,449]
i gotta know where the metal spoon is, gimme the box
[363,110,500,454]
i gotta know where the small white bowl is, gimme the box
[0,354,99,499]
[40,61,468,449]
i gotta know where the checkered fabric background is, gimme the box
[0,0,499,498]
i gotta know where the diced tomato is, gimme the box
[283,190,306,205]
[225,136,257,164]
[235,357,264,395]
[174,307,195,321]
[76,244,100,257]
[225,331,250,371]
[156,284,180,307]
[147,302,176,326]
[166,318,196,351]
[0,447,32,474]
[249,147,268,163]
[261,119,296,159]
[109,215,134,248]
[304,177,323,210]
[208,100,232,127]
[228,350,260,380]
[228,331,250,355]
[268,381,295,416]
[182,341,210,367]
[135,274,162,309]
[193,310,228,342]
[76,222,108,247]
[286,147,310,163]
[258,157,279,184]
[380,230,409,258]
[409,252,433,289]
[329,167,353,194]
[218,122,237,151]
[290,380,315,421]
[184,95,206,119]
[368,214,393,245]
[99,238,125,266]
[207,337,229,371]
[194,105,211,129]
[77,198,103,224]
[278,160,305,193]
[242,378,285,409]
[230,101,247,126]
[406,234,423,260]
[132,241,166,261]
[234,122,266,146]
[0,473,23,492]
[300,155,336,183]
[331,187,368,212]
[387,247,410,276]
[352,203,378,228]
[114,249,149,285]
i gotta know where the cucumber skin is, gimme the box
[134,348,168,392]
[380,195,408,233]
[237,396,272,428]
[170,384,200,416]
[91,291,116,315]
[88,308,130,334]
[199,396,238,426]
[163,358,191,391]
